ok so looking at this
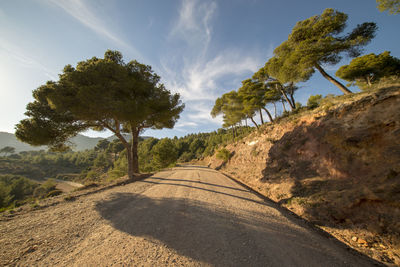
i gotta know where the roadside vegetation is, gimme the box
[0,175,58,212]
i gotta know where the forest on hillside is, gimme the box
[0,127,253,210]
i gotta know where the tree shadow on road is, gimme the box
[147,176,251,193]
[95,192,380,266]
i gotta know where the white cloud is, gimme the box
[159,0,268,129]
[181,51,261,100]
[322,64,340,72]
[169,0,216,54]
[49,0,142,58]
[161,0,264,99]
[186,101,223,125]
[175,121,198,128]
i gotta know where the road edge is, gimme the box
[215,168,386,267]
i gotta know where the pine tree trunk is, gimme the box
[275,84,294,110]
[282,99,287,112]
[259,109,264,124]
[365,76,372,87]
[130,126,139,174]
[288,82,296,108]
[114,131,135,179]
[273,102,277,119]
[250,117,259,129]
[290,93,296,108]
[262,107,274,122]
[314,63,352,94]
[126,146,134,179]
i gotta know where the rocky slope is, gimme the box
[201,85,400,265]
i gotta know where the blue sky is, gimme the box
[1,0,399,139]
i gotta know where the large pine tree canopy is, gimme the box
[266,8,377,94]
[15,50,184,176]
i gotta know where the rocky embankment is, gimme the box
[201,85,400,265]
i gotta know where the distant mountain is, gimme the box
[0,132,103,152]
[0,132,47,152]
[0,132,151,152]
[69,135,103,151]
[105,133,131,142]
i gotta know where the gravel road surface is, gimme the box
[0,166,380,266]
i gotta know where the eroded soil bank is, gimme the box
[201,85,400,265]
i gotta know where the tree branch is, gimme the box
[101,122,115,133]
[314,63,352,94]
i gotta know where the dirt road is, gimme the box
[0,166,380,266]
[55,179,84,192]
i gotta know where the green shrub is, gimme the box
[41,179,56,192]
[55,173,79,181]
[178,151,195,163]
[307,94,323,109]
[32,179,58,199]
[106,169,127,180]
[281,110,291,118]
[216,148,231,162]
[45,189,62,198]
[33,186,47,198]
[84,168,103,181]
[93,152,112,170]
[0,175,39,209]
[295,102,303,109]
[111,152,128,174]
[30,201,40,209]
[202,145,215,157]
[152,138,178,169]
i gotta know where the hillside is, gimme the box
[0,132,47,152]
[0,132,136,153]
[202,85,400,265]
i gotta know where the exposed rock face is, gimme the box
[203,85,400,265]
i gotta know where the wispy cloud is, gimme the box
[169,0,216,55]
[186,101,223,124]
[160,0,266,127]
[0,39,57,80]
[49,0,142,58]
[183,51,261,100]
[322,64,340,72]
[170,101,223,134]
[163,50,261,102]
[175,121,198,128]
